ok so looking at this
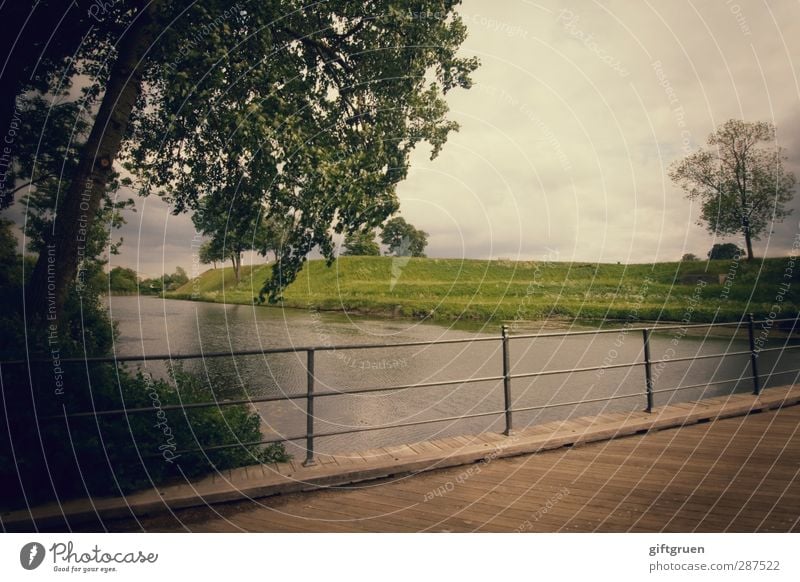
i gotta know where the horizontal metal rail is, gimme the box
[4,317,795,367]
[0,334,501,366]
[510,317,797,340]
[651,367,800,395]
[8,315,799,465]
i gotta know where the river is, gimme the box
[107,296,800,457]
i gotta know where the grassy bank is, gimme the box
[168,256,798,323]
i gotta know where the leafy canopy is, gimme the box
[127,1,478,301]
[669,120,796,259]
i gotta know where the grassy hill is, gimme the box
[169,256,798,323]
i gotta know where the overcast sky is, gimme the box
[109,0,800,278]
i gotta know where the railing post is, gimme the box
[303,348,317,466]
[747,313,761,395]
[642,328,654,413]
[502,324,513,436]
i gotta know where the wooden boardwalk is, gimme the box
[4,384,800,532]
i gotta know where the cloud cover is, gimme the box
[112,0,800,277]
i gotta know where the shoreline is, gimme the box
[139,293,798,335]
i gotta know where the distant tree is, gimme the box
[708,243,744,260]
[669,120,797,261]
[255,215,291,263]
[140,277,163,295]
[342,230,380,256]
[169,266,188,289]
[380,217,428,257]
[141,266,189,294]
[192,190,263,284]
[198,241,223,269]
[681,253,700,261]
[108,267,138,294]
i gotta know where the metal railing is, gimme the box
[3,315,798,467]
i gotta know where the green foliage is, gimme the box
[109,266,139,294]
[380,217,428,257]
[708,243,744,260]
[125,1,478,303]
[198,240,224,268]
[168,255,799,323]
[342,229,380,256]
[0,0,131,208]
[669,120,797,259]
[1,359,287,508]
[0,94,285,508]
[681,253,700,261]
[140,266,190,295]
[0,231,286,509]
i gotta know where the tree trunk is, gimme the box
[26,1,161,323]
[744,224,754,261]
[230,253,241,284]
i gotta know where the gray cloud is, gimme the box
[16,1,800,276]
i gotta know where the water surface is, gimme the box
[107,296,800,456]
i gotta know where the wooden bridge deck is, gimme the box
[4,384,800,532]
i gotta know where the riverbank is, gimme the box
[167,256,798,323]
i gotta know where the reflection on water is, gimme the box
[108,296,800,456]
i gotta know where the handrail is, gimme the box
[2,317,795,367]
[4,314,798,464]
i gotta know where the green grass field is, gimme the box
[168,256,799,323]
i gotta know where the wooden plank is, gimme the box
[6,384,800,531]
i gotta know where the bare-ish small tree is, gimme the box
[669,120,796,260]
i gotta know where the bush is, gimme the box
[1,360,287,509]
[0,219,287,510]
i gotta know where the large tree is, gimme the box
[0,1,129,209]
[25,0,162,321]
[127,1,476,302]
[669,120,796,261]
[24,1,477,320]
